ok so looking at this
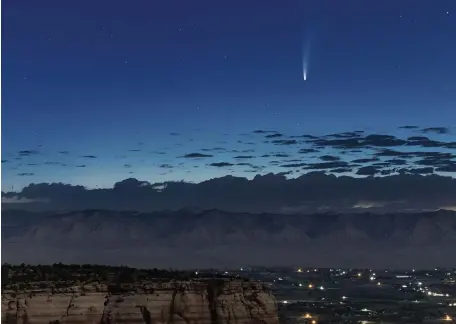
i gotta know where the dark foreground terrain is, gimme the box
[1,264,278,324]
[2,264,456,323]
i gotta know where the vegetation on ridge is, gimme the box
[1,263,248,290]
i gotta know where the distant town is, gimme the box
[232,266,456,324]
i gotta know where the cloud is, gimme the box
[304,161,349,170]
[182,153,213,158]
[265,133,283,138]
[400,167,434,175]
[331,168,352,173]
[305,132,455,152]
[319,155,340,162]
[290,134,319,139]
[280,162,307,168]
[233,155,254,159]
[1,196,48,204]
[271,153,290,158]
[44,161,66,166]
[299,148,319,154]
[384,159,407,166]
[351,158,378,163]
[421,127,450,134]
[253,129,277,134]
[17,173,35,176]
[209,162,234,167]
[436,164,456,172]
[18,150,39,156]
[325,131,364,138]
[356,166,380,176]
[353,200,386,209]
[270,139,298,145]
[4,173,456,214]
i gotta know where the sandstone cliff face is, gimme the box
[1,280,279,324]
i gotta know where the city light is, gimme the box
[443,314,452,321]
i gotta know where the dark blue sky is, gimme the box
[2,0,456,190]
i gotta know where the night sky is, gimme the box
[2,0,456,192]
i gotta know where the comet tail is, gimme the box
[302,32,311,82]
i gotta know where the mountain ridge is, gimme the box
[2,209,456,269]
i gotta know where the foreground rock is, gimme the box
[1,279,279,324]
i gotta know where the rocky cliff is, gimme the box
[1,279,279,324]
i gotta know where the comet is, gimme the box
[302,32,312,82]
[302,61,308,81]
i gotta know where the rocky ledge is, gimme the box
[2,278,279,324]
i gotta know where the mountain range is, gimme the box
[2,208,456,269]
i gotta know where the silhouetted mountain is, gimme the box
[2,209,456,269]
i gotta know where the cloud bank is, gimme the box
[3,172,456,213]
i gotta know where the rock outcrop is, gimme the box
[1,279,279,324]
